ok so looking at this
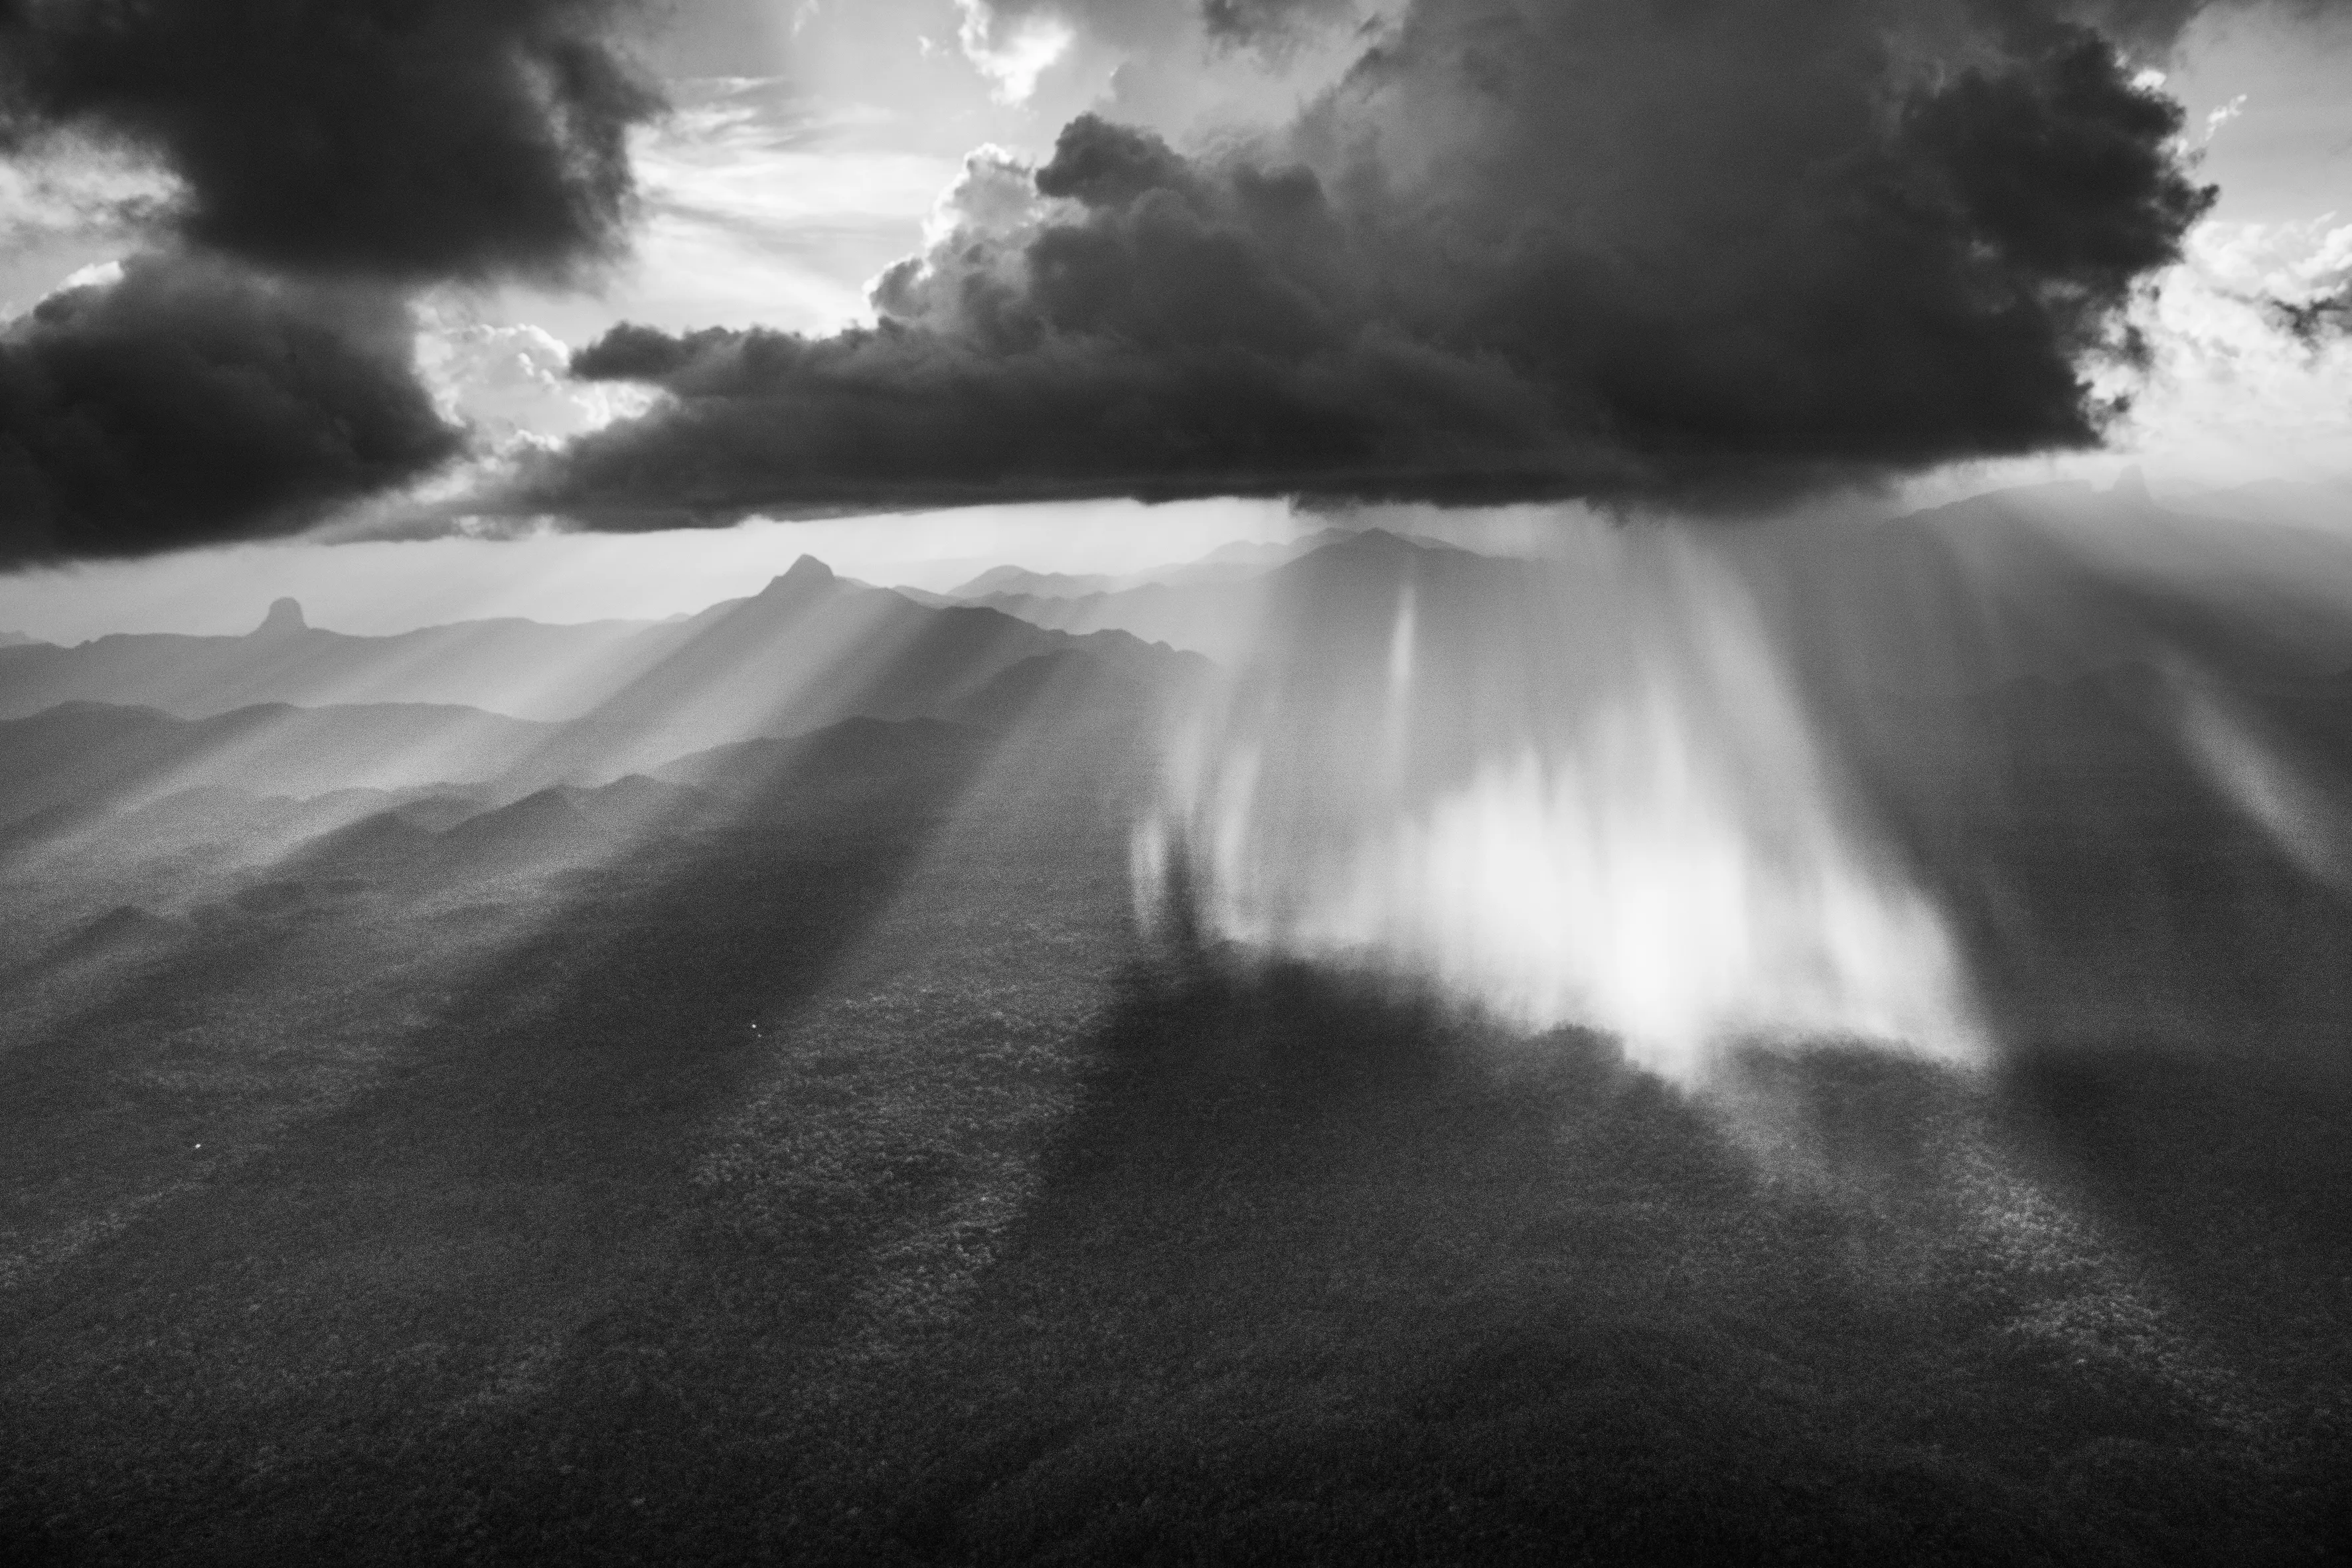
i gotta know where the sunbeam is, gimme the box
[8,0,2352,1559]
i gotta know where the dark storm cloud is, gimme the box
[0,0,664,564]
[969,0,1356,49]
[1199,0,1357,42]
[0,254,465,569]
[0,0,661,283]
[518,0,2217,522]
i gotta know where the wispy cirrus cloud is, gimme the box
[620,82,958,330]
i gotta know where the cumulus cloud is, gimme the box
[516,0,2222,523]
[2046,217,2351,481]
[1198,0,1360,43]
[2233,218,2352,345]
[0,0,661,283]
[0,0,664,564]
[956,0,1079,104]
[414,311,658,451]
[2150,209,2352,347]
[0,254,464,568]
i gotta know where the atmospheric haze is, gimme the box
[5,0,2352,1561]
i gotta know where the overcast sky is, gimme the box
[3,0,2351,640]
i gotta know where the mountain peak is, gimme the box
[1320,526,1427,558]
[252,597,307,636]
[762,555,836,595]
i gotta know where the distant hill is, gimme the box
[0,598,674,722]
[946,564,1125,601]
[16,781,490,874]
[0,560,1210,877]
[1747,478,2352,702]
[268,712,1016,899]
[921,526,1429,620]
[652,716,987,796]
[0,559,1208,779]
[495,554,1206,785]
[2163,476,2352,534]
[0,700,557,836]
[943,484,2352,682]
[953,527,1480,659]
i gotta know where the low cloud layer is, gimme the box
[520,0,2222,522]
[0,0,661,565]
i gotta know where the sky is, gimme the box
[3,0,2351,641]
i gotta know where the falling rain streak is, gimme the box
[1136,521,1982,1080]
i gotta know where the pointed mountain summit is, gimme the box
[252,597,308,637]
[760,556,835,597]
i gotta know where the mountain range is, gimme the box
[0,550,1221,980]
[13,496,2352,1018]
[0,554,1190,732]
[8,488,2352,1563]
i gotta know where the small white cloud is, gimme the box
[54,258,125,295]
[412,306,657,450]
[2203,94,2248,143]
[955,1,1074,104]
